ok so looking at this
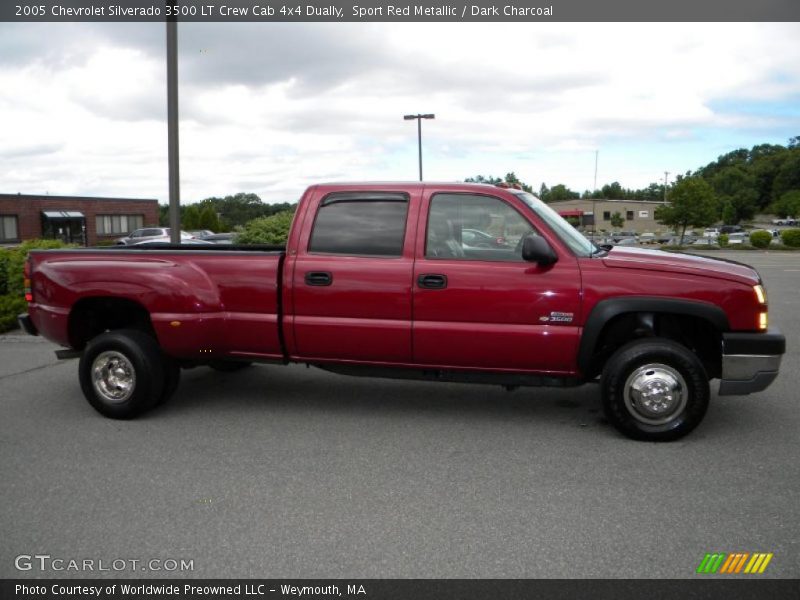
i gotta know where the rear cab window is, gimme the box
[309,193,409,257]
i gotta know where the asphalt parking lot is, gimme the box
[1,250,798,579]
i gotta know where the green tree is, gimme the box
[182,204,201,230]
[610,212,624,229]
[772,148,800,201]
[546,184,580,202]
[601,181,625,199]
[465,173,533,193]
[770,190,800,218]
[539,183,550,201]
[711,166,758,224]
[197,205,221,232]
[655,177,717,245]
[721,201,736,225]
[235,211,295,245]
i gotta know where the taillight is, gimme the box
[23,258,33,303]
[754,285,767,330]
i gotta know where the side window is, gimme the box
[426,194,533,262]
[309,194,409,257]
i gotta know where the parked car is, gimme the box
[115,228,195,245]
[188,230,215,238]
[461,228,508,248]
[772,218,797,226]
[720,225,744,235]
[201,233,235,244]
[703,228,720,238]
[20,182,785,442]
[638,232,657,245]
[132,237,214,246]
[611,231,638,242]
[726,232,747,245]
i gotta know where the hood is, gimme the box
[602,246,760,286]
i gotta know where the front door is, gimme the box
[412,191,581,373]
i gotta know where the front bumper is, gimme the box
[18,313,38,336]
[718,328,785,395]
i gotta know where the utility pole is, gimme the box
[166,20,181,244]
[663,171,670,203]
[591,150,599,239]
[403,113,435,181]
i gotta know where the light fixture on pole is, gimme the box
[403,113,435,181]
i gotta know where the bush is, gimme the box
[0,294,27,332]
[0,239,73,331]
[235,211,295,245]
[0,249,9,295]
[718,234,729,247]
[781,228,800,248]
[749,230,772,248]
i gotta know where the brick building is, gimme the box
[547,198,668,233]
[0,193,159,246]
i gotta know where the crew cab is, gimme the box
[19,183,785,441]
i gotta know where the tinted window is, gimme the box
[309,194,408,256]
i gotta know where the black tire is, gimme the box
[601,338,709,441]
[157,359,181,405]
[209,360,252,372]
[78,329,165,419]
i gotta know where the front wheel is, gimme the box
[79,330,166,419]
[601,338,709,441]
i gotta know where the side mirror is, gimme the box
[521,234,558,265]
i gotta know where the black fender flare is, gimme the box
[577,296,730,376]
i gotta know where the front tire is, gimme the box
[79,329,165,419]
[601,338,709,441]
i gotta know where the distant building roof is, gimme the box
[0,193,157,203]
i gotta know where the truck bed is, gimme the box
[27,246,287,361]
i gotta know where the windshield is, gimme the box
[514,192,599,257]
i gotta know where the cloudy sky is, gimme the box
[1,22,799,204]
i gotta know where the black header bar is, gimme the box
[3,0,799,22]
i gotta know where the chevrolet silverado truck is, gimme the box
[19,183,785,441]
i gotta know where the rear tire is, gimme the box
[79,329,165,419]
[157,359,181,405]
[601,338,709,441]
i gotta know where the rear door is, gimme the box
[288,190,419,363]
[412,191,582,373]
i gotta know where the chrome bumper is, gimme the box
[718,329,785,396]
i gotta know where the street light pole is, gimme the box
[166,19,181,244]
[403,113,435,181]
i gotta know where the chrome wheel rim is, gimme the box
[92,351,136,404]
[623,363,688,426]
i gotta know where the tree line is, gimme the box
[158,192,296,231]
[466,135,800,223]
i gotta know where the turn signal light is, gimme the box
[759,312,768,330]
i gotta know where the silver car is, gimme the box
[115,228,195,245]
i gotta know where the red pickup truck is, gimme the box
[19,182,785,441]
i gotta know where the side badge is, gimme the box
[540,311,574,323]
